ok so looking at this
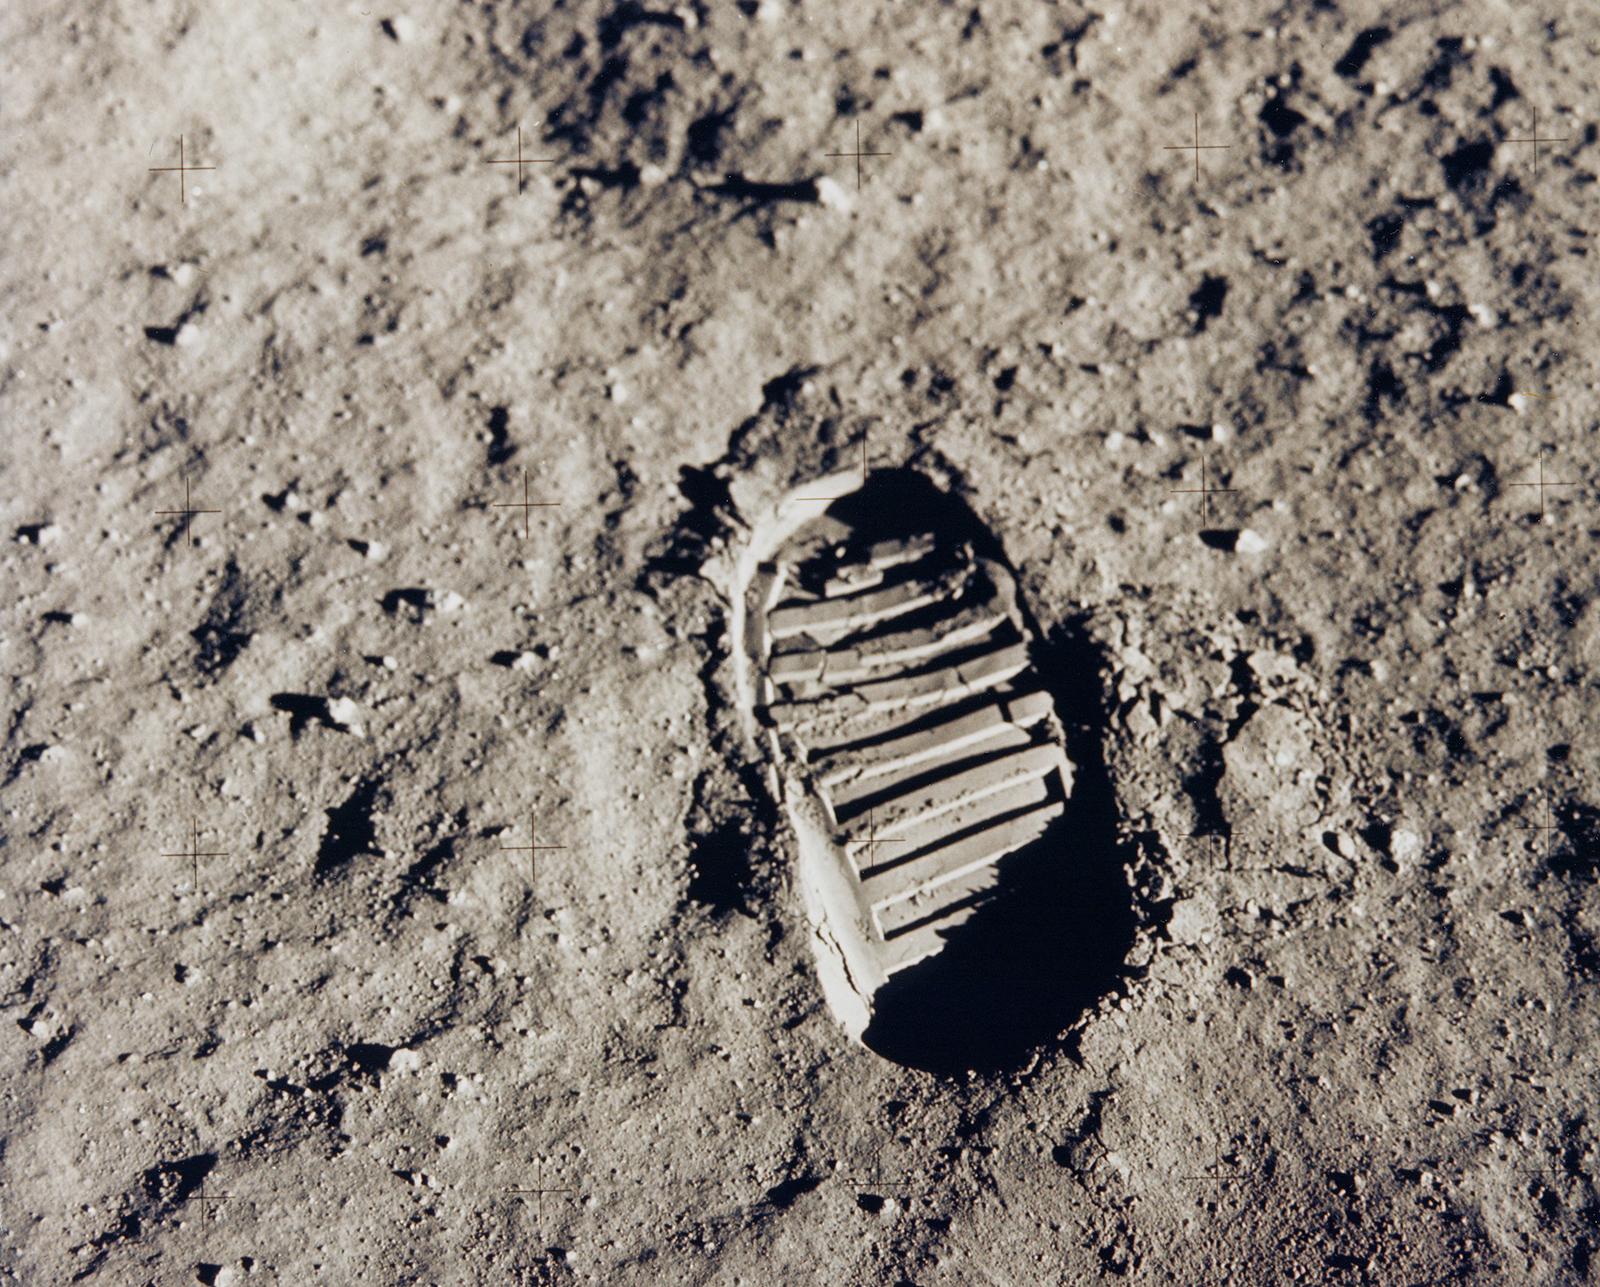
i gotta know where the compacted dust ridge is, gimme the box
[2,1,1597,1283]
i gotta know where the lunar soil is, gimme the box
[2,1,1598,1283]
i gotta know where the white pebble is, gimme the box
[1391,828,1423,866]
[816,176,854,212]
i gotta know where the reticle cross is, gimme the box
[148,135,217,207]
[1515,790,1566,861]
[491,467,561,540]
[501,810,566,892]
[484,126,556,194]
[852,808,905,873]
[1169,454,1239,525]
[1163,112,1232,185]
[1170,810,1284,874]
[191,1180,234,1224]
[1177,1137,1254,1189]
[843,1161,918,1198]
[1507,452,1576,517]
[161,817,229,894]
[1504,111,1569,180]
[154,476,221,547]
[825,120,893,190]
[799,434,872,504]
[505,1163,574,1228]
[1184,829,1231,868]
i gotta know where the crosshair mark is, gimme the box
[1162,112,1232,186]
[160,817,230,895]
[484,126,556,195]
[1514,789,1568,862]
[1503,110,1570,181]
[148,135,217,207]
[1507,452,1577,518]
[154,475,221,548]
[490,467,561,540]
[504,1162,575,1229]
[1168,453,1240,526]
[824,120,893,191]
[500,808,566,898]
[798,435,872,503]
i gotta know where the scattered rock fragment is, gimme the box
[1390,827,1423,868]
[1168,895,1217,945]
[269,693,364,736]
[381,587,464,622]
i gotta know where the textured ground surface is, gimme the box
[3,0,1598,1283]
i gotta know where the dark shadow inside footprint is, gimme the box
[863,811,1134,1075]
[750,467,1134,1075]
[833,482,1134,1075]
[863,612,1135,1075]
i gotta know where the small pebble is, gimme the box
[1391,828,1423,867]
[1168,895,1217,944]
[325,697,363,734]
[816,176,853,212]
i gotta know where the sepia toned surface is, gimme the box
[2,1,1597,1282]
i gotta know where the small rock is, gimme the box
[325,697,363,734]
[1124,697,1159,740]
[390,1048,422,1073]
[1236,528,1269,554]
[1391,828,1423,867]
[1168,895,1217,945]
[382,14,417,42]
[16,523,61,546]
[816,176,853,212]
